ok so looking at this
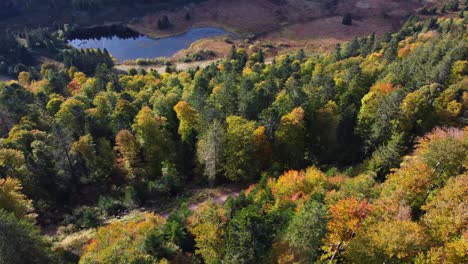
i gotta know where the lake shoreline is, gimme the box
[0,74,13,82]
[68,26,232,63]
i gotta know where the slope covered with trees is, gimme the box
[0,12,467,263]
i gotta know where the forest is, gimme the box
[0,2,467,263]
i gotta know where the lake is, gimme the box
[0,74,13,82]
[68,27,231,62]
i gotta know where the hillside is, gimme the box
[134,0,424,35]
[132,0,433,56]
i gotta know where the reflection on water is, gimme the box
[68,27,230,62]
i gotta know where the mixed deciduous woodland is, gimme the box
[0,0,467,263]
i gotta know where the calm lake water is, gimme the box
[68,27,230,62]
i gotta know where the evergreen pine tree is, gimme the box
[342,13,352,25]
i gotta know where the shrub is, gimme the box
[342,13,352,25]
[157,15,171,30]
[128,68,138,75]
[0,210,55,264]
[64,206,102,230]
[98,195,125,216]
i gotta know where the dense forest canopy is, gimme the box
[0,1,467,263]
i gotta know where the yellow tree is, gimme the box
[434,86,464,124]
[46,96,64,114]
[414,174,468,263]
[269,170,306,205]
[421,174,467,244]
[0,177,34,220]
[80,213,165,264]
[173,100,199,142]
[55,97,88,137]
[0,148,27,178]
[18,71,30,87]
[224,115,257,181]
[449,60,467,84]
[415,235,468,264]
[357,83,397,136]
[114,130,142,181]
[325,174,377,205]
[380,161,436,212]
[322,198,373,261]
[188,200,227,263]
[268,167,326,208]
[132,106,169,177]
[346,220,429,263]
[398,84,442,134]
[275,107,305,170]
[413,127,466,183]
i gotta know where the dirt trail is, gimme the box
[161,189,240,219]
[50,185,242,255]
[115,59,220,74]
[116,58,274,74]
[48,185,242,236]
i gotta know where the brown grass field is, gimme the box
[130,0,433,59]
